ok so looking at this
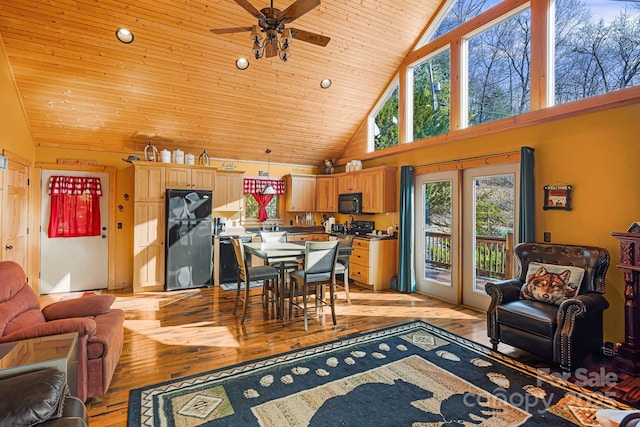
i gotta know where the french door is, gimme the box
[415,171,459,302]
[415,163,518,310]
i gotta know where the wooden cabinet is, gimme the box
[337,173,362,194]
[214,170,244,211]
[316,175,336,212]
[166,166,216,190]
[284,174,316,212]
[349,238,397,290]
[287,233,329,242]
[134,164,165,202]
[361,167,397,213]
[335,166,396,213]
[132,202,165,292]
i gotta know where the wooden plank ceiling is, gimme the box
[0,0,440,166]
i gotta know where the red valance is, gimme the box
[48,176,103,196]
[243,178,285,195]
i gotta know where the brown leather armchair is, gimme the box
[485,242,610,371]
[0,261,125,401]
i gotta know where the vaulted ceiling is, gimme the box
[0,0,441,166]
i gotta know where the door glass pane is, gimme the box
[473,173,515,294]
[424,180,453,284]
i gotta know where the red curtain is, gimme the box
[243,178,285,222]
[252,193,274,222]
[48,176,102,238]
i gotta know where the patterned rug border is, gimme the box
[128,320,633,426]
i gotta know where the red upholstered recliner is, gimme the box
[0,261,125,401]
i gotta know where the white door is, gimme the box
[415,171,460,302]
[40,170,109,294]
[462,164,518,310]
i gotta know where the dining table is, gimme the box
[243,241,353,320]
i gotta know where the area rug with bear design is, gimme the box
[127,321,632,426]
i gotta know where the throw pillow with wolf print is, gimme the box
[520,262,585,305]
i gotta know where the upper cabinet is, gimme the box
[337,173,362,194]
[166,165,216,190]
[337,166,397,213]
[361,167,397,213]
[284,174,316,212]
[316,175,336,212]
[214,170,245,211]
[134,164,166,202]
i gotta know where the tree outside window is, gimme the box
[412,49,451,140]
[373,83,399,151]
[245,195,278,219]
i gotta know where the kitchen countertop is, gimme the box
[245,226,325,234]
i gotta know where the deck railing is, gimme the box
[425,231,514,279]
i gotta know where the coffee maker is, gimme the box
[213,217,226,235]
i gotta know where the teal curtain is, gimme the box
[518,146,535,243]
[397,166,416,293]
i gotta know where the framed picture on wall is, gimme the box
[543,185,572,210]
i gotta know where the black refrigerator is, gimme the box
[165,189,213,290]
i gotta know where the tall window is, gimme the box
[411,49,451,140]
[467,8,531,126]
[554,0,640,104]
[372,79,399,151]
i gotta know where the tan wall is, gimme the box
[347,101,640,343]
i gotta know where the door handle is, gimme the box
[5,245,13,250]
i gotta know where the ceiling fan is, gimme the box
[210,0,330,62]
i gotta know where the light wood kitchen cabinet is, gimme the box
[316,175,336,212]
[349,237,397,290]
[134,163,166,202]
[166,165,216,190]
[284,174,316,212]
[337,173,362,194]
[287,233,329,242]
[213,170,244,211]
[132,202,165,292]
[361,166,397,213]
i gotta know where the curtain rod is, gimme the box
[414,149,522,169]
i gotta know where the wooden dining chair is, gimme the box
[289,240,340,330]
[334,234,354,305]
[260,230,301,281]
[231,238,279,323]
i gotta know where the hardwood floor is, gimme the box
[42,284,638,426]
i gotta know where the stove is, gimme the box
[347,220,375,236]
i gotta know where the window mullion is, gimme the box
[451,37,466,130]
[530,0,552,110]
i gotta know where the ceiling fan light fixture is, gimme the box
[320,78,332,89]
[281,28,292,44]
[250,25,262,42]
[235,57,250,70]
[115,28,134,44]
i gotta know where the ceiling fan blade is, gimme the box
[278,0,321,23]
[210,26,253,34]
[289,28,330,47]
[233,0,267,20]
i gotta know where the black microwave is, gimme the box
[338,193,362,214]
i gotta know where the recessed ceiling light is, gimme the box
[320,78,332,89]
[115,28,134,44]
[235,57,249,70]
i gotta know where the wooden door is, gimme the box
[2,154,29,269]
[362,171,382,212]
[134,164,165,201]
[133,202,165,291]
[165,167,191,189]
[316,176,336,212]
[191,169,216,191]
